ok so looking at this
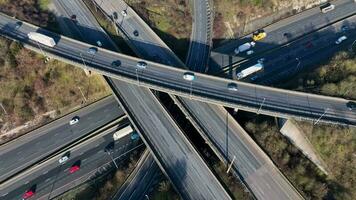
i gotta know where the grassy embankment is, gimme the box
[242,51,355,199]
[0,0,111,142]
[127,0,192,60]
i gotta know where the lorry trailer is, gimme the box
[27,32,56,47]
[236,63,263,79]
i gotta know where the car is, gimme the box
[250,75,259,81]
[252,29,267,41]
[121,10,127,16]
[131,132,140,140]
[257,58,265,63]
[69,164,80,173]
[283,32,291,38]
[346,101,356,111]
[69,116,80,125]
[22,188,35,199]
[113,12,118,20]
[104,142,114,153]
[335,36,347,44]
[136,61,147,69]
[87,47,98,55]
[59,154,69,164]
[183,72,195,81]
[70,14,77,22]
[246,50,254,55]
[96,40,102,47]
[227,83,238,91]
[133,30,139,36]
[341,25,349,32]
[14,21,22,29]
[304,41,313,49]
[320,3,335,13]
[111,60,121,67]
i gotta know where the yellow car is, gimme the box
[252,30,267,41]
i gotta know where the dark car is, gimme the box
[346,101,356,111]
[283,32,291,38]
[133,30,139,36]
[71,15,77,22]
[104,142,115,153]
[111,60,121,67]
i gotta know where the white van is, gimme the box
[320,3,335,13]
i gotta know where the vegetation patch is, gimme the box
[0,37,111,142]
[127,0,192,60]
[243,115,330,199]
[281,51,356,99]
[296,121,356,199]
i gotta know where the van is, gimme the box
[320,3,335,13]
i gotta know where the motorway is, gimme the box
[210,0,356,73]
[53,1,231,199]
[180,0,302,199]
[0,96,123,183]
[185,0,213,72]
[95,0,302,198]
[242,14,356,85]
[0,14,354,126]
[0,119,143,200]
[93,0,185,67]
[112,150,160,200]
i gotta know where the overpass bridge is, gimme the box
[0,13,354,126]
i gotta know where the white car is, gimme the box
[183,72,195,81]
[257,58,265,63]
[59,155,69,164]
[121,10,127,16]
[335,36,347,44]
[69,116,80,125]
[136,61,147,69]
[227,83,238,91]
[246,50,254,55]
[96,40,102,47]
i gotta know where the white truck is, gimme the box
[27,32,56,47]
[236,63,263,80]
[234,41,256,55]
[113,125,134,141]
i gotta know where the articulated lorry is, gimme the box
[113,125,139,141]
[27,32,56,47]
[236,63,263,80]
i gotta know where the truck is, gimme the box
[113,125,133,141]
[27,32,56,47]
[234,41,256,55]
[236,63,263,80]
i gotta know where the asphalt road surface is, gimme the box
[0,14,354,124]
[210,0,356,73]
[93,0,184,67]
[0,96,123,183]
[107,78,231,200]
[0,121,143,200]
[53,1,230,199]
[185,0,213,72]
[112,150,160,200]
[239,14,356,85]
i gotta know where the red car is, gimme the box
[22,190,35,199]
[69,165,80,174]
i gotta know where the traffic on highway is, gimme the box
[0,13,354,126]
